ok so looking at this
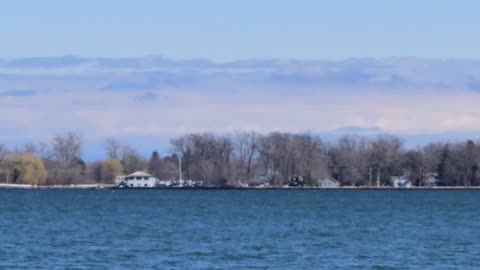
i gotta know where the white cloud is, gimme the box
[3,57,480,158]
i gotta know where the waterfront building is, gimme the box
[421,172,439,187]
[390,175,412,188]
[115,171,158,188]
[248,175,271,187]
[319,177,340,188]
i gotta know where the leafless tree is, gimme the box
[52,132,83,164]
[367,135,404,186]
[0,145,9,181]
[121,145,147,174]
[9,129,480,187]
[292,134,329,185]
[16,143,37,154]
[34,142,50,160]
[234,131,260,182]
[104,137,121,160]
[258,132,295,185]
[148,151,177,180]
[402,148,425,185]
[170,134,194,180]
[170,133,234,184]
[329,136,369,185]
[449,140,480,186]
[422,143,444,172]
[0,144,8,164]
[87,161,103,183]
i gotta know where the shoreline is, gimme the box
[0,183,116,189]
[2,183,480,190]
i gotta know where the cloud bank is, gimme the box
[2,56,480,159]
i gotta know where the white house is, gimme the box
[319,177,340,188]
[421,172,439,187]
[115,171,158,188]
[391,176,412,188]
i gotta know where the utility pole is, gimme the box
[376,168,380,187]
[178,155,182,181]
[369,167,372,187]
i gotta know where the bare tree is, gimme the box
[170,133,235,184]
[10,128,480,187]
[0,145,9,182]
[104,137,121,160]
[422,143,444,173]
[450,140,479,186]
[0,144,7,164]
[234,131,260,182]
[87,161,103,183]
[170,134,195,180]
[367,135,404,186]
[402,149,425,185]
[329,136,369,185]
[52,132,83,164]
[43,132,86,185]
[16,143,37,154]
[36,142,51,160]
[121,146,146,174]
[292,134,329,185]
[258,132,294,185]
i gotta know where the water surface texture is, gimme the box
[1,190,479,269]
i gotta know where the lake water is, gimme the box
[1,189,479,269]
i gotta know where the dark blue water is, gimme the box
[1,190,479,269]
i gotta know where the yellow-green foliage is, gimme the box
[13,154,47,185]
[101,158,123,183]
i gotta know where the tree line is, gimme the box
[1,131,480,187]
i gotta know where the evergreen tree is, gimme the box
[149,151,162,179]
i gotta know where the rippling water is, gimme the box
[1,189,480,269]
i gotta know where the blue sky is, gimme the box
[2,0,480,60]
